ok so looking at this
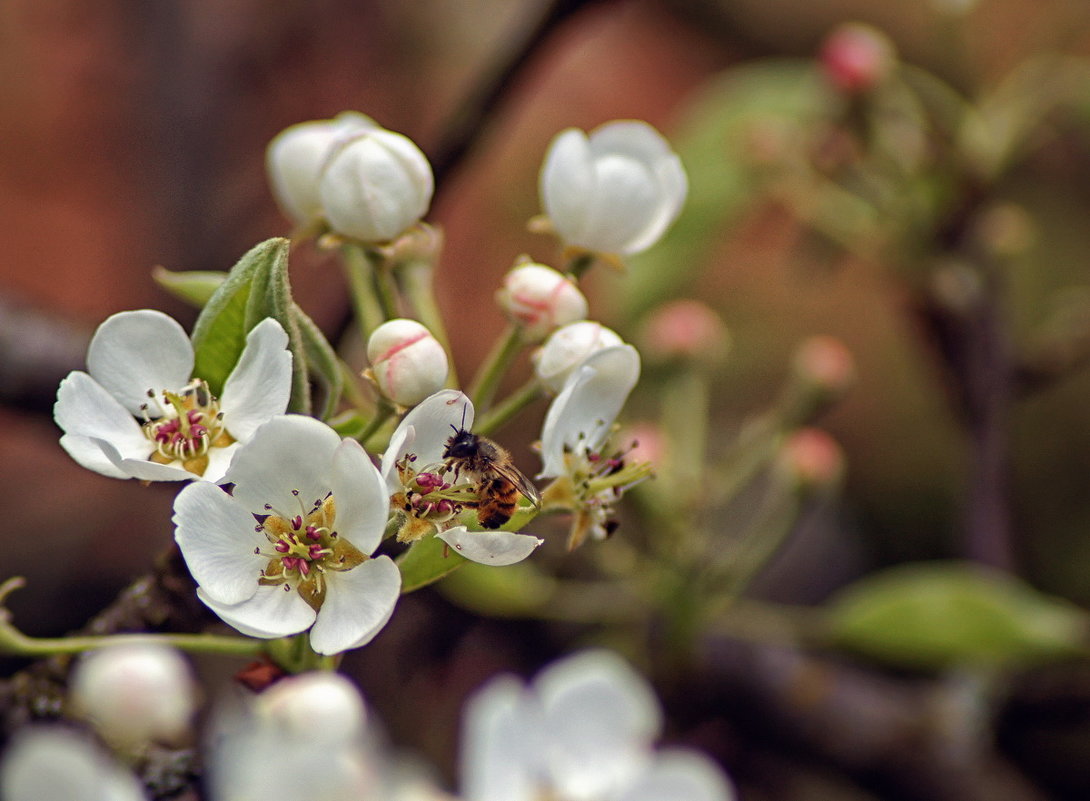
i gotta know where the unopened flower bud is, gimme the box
[819,23,896,94]
[539,120,687,257]
[641,299,730,364]
[257,672,367,744]
[793,336,855,397]
[778,428,845,490]
[319,127,434,242]
[266,112,378,226]
[367,319,449,406]
[496,262,588,341]
[70,643,196,749]
[533,321,624,393]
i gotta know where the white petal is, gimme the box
[435,527,542,566]
[588,120,675,164]
[86,310,194,414]
[309,556,400,655]
[329,438,388,555]
[381,422,416,494]
[538,345,640,478]
[581,154,660,254]
[58,435,131,479]
[460,676,542,801]
[202,442,239,484]
[541,128,595,244]
[389,389,472,467]
[225,415,341,515]
[197,584,315,639]
[0,727,148,801]
[55,371,152,469]
[220,318,293,442]
[535,650,662,798]
[108,450,200,482]
[174,480,266,604]
[617,750,736,801]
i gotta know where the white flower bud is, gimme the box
[266,112,378,226]
[70,643,196,749]
[540,120,687,256]
[367,319,449,406]
[496,262,588,341]
[319,127,434,242]
[533,320,624,393]
[256,672,367,744]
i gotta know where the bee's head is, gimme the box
[443,425,477,459]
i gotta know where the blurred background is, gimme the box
[5,0,1090,798]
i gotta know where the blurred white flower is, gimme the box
[380,390,542,564]
[461,650,735,801]
[496,262,588,342]
[173,415,400,655]
[55,311,291,482]
[367,319,450,407]
[70,642,196,750]
[319,125,434,242]
[533,320,625,393]
[266,112,379,227]
[0,727,148,801]
[540,120,687,257]
[538,345,646,549]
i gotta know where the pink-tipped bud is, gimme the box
[70,643,197,749]
[793,336,855,397]
[533,320,625,393]
[779,428,845,489]
[367,319,449,407]
[641,299,730,364]
[496,262,588,342]
[819,23,896,94]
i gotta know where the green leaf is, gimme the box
[292,303,343,420]
[824,561,1088,670]
[438,560,556,617]
[397,535,466,593]
[152,267,227,308]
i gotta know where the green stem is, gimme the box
[400,259,459,388]
[340,243,387,343]
[359,401,397,451]
[368,247,402,320]
[476,378,544,435]
[469,324,524,412]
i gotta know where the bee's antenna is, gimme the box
[460,402,468,431]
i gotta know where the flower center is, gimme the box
[390,453,477,541]
[141,380,232,474]
[255,490,367,610]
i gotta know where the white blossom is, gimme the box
[55,311,292,483]
[367,319,449,407]
[533,321,625,394]
[319,125,434,242]
[380,390,542,565]
[461,650,735,801]
[540,120,687,257]
[266,112,379,227]
[173,415,400,655]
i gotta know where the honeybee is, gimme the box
[443,422,541,529]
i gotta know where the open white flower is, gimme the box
[533,320,625,394]
[538,345,648,549]
[461,650,735,801]
[380,389,542,566]
[173,415,400,655]
[540,120,687,257]
[55,310,292,483]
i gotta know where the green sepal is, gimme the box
[397,535,467,593]
[824,561,1089,670]
[152,267,227,308]
[292,302,343,420]
[190,238,310,413]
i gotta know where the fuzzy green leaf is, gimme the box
[152,267,228,308]
[292,302,343,420]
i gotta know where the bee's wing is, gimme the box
[494,463,542,508]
